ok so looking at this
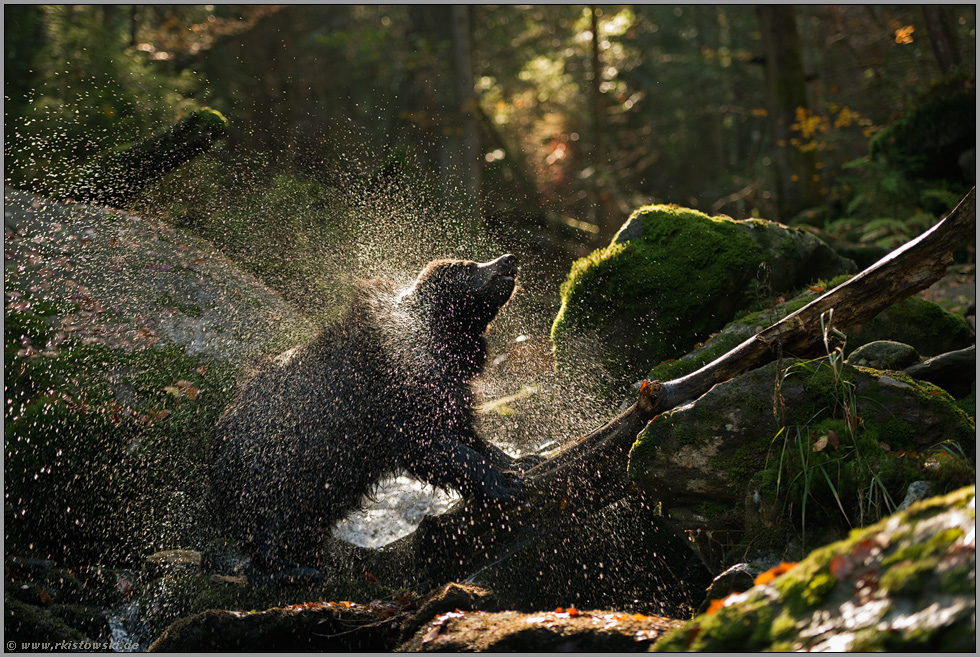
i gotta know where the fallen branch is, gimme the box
[529,186,976,486]
[59,108,228,207]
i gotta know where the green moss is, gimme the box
[654,487,975,652]
[710,442,760,482]
[551,204,764,389]
[954,383,975,419]
[193,107,228,131]
[748,356,974,538]
[850,296,973,357]
[4,295,239,564]
[5,597,88,643]
[803,572,836,606]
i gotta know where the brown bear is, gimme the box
[206,254,534,583]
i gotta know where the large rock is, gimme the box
[650,486,976,651]
[627,358,976,551]
[4,187,309,564]
[550,205,856,392]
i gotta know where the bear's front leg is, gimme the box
[403,432,527,504]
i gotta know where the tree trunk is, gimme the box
[589,6,617,238]
[452,5,481,228]
[921,5,962,75]
[349,187,976,589]
[58,109,228,208]
[756,5,823,221]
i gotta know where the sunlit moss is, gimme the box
[651,486,976,652]
[551,204,763,392]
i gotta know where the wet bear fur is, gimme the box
[206,255,530,582]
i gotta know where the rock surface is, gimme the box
[627,357,975,552]
[650,486,976,651]
[550,204,857,391]
[4,186,308,365]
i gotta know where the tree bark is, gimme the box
[452,5,481,228]
[921,5,962,75]
[756,5,823,220]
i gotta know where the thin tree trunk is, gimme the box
[452,5,481,228]
[589,6,614,237]
[756,5,823,220]
[921,5,962,75]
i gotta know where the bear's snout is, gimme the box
[480,253,518,282]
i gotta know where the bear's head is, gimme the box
[400,254,517,338]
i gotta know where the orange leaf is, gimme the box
[36,586,54,605]
[830,553,853,580]
[706,598,726,615]
[567,607,580,617]
[363,571,378,582]
[754,561,798,586]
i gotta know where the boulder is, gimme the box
[904,345,976,399]
[650,486,977,651]
[4,186,309,564]
[627,357,976,558]
[399,606,684,652]
[551,204,856,392]
[845,340,920,370]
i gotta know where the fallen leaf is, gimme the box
[830,553,854,580]
[754,561,798,586]
[813,435,829,452]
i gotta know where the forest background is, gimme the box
[4,5,976,327]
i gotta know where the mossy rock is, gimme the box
[846,294,973,357]
[627,358,976,542]
[650,486,977,651]
[3,187,305,566]
[845,340,920,370]
[4,596,89,645]
[550,204,855,393]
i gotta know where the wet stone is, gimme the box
[143,550,203,579]
[845,340,920,371]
